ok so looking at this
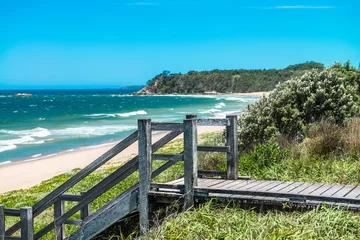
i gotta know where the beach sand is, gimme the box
[0,126,224,193]
[231,92,269,97]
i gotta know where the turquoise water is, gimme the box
[0,89,259,164]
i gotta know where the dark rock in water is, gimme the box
[12,93,33,97]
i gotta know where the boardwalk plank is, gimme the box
[320,185,344,197]
[309,184,333,196]
[332,185,357,198]
[344,187,360,199]
[249,181,279,191]
[297,183,323,195]
[277,182,304,193]
[255,181,283,192]
[287,183,313,194]
[267,182,294,193]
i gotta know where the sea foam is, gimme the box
[86,110,147,118]
[51,125,137,137]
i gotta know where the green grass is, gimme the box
[145,202,360,240]
[2,130,360,239]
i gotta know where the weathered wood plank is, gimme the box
[344,186,360,199]
[68,189,138,240]
[80,192,91,220]
[184,118,198,209]
[20,207,33,240]
[331,185,355,198]
[236,180,269,190]
[151,123,183,131]
[5,237,21,240]
[138,119,152,235]
[253,181,283,192]
[206,179,230,188]
[3,209,20,217]
[320,185,344,197]
[0,205,4,240]
[196,119,230,126]
[276,182,304,193]
[54,199,64,240]
[287,183,313,194]
[208,180,233,189]
[266,182,294,193]
[310,185,333,196]
[247,181,278,191]
[64,220,82,226]
[59,194,82,202]
[6,130,139,236]
[152,154,183,162]
[218,180,256,190]
[194,187,360,204]
[298,183,323,195]
[197,146,230,153]
[226,115,238,180]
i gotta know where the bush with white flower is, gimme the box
[238,62,360,152]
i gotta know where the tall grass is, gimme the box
[144,202,360,240]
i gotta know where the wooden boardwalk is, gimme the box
[151,178,360,210]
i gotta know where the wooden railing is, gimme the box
[0,115,239,239]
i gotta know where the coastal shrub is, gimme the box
[240,143,288,177]
[302,118,360,157]
[238,62,360,151]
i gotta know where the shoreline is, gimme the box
[0,126,224,193]
[134,91,269,97]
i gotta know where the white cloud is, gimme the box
[273,5,334,9]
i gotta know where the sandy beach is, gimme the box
[231,92,269,97]
[0,126,224,193]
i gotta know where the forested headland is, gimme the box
[138,61,324,94]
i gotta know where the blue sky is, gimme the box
[0,0,359,89]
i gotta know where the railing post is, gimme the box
[20,207,33,240]
[80,192,91,220]
[0,205,4,240]
[183,118,198,209]
[186,114,197,120]
[54,199,65,240]
[138,119,152,235]
[226,115,238,180]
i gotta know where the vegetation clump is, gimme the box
[140,62,324,94]
[238,62,360,151]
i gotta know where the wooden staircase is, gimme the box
[0,115,238,240]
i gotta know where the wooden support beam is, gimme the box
[183,118,198,209]
[196,118,230,126]
[0,205,4,240]
[152,154,183,162]
[151,123,183,131]
[197,146,230,152]
[54,200,64,240]
[138,119,152,235]
[80,192,91,220]
[226,115,238,180]
[3,209,20,217]
[20,207,33,240]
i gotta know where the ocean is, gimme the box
[0,89,259,164]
